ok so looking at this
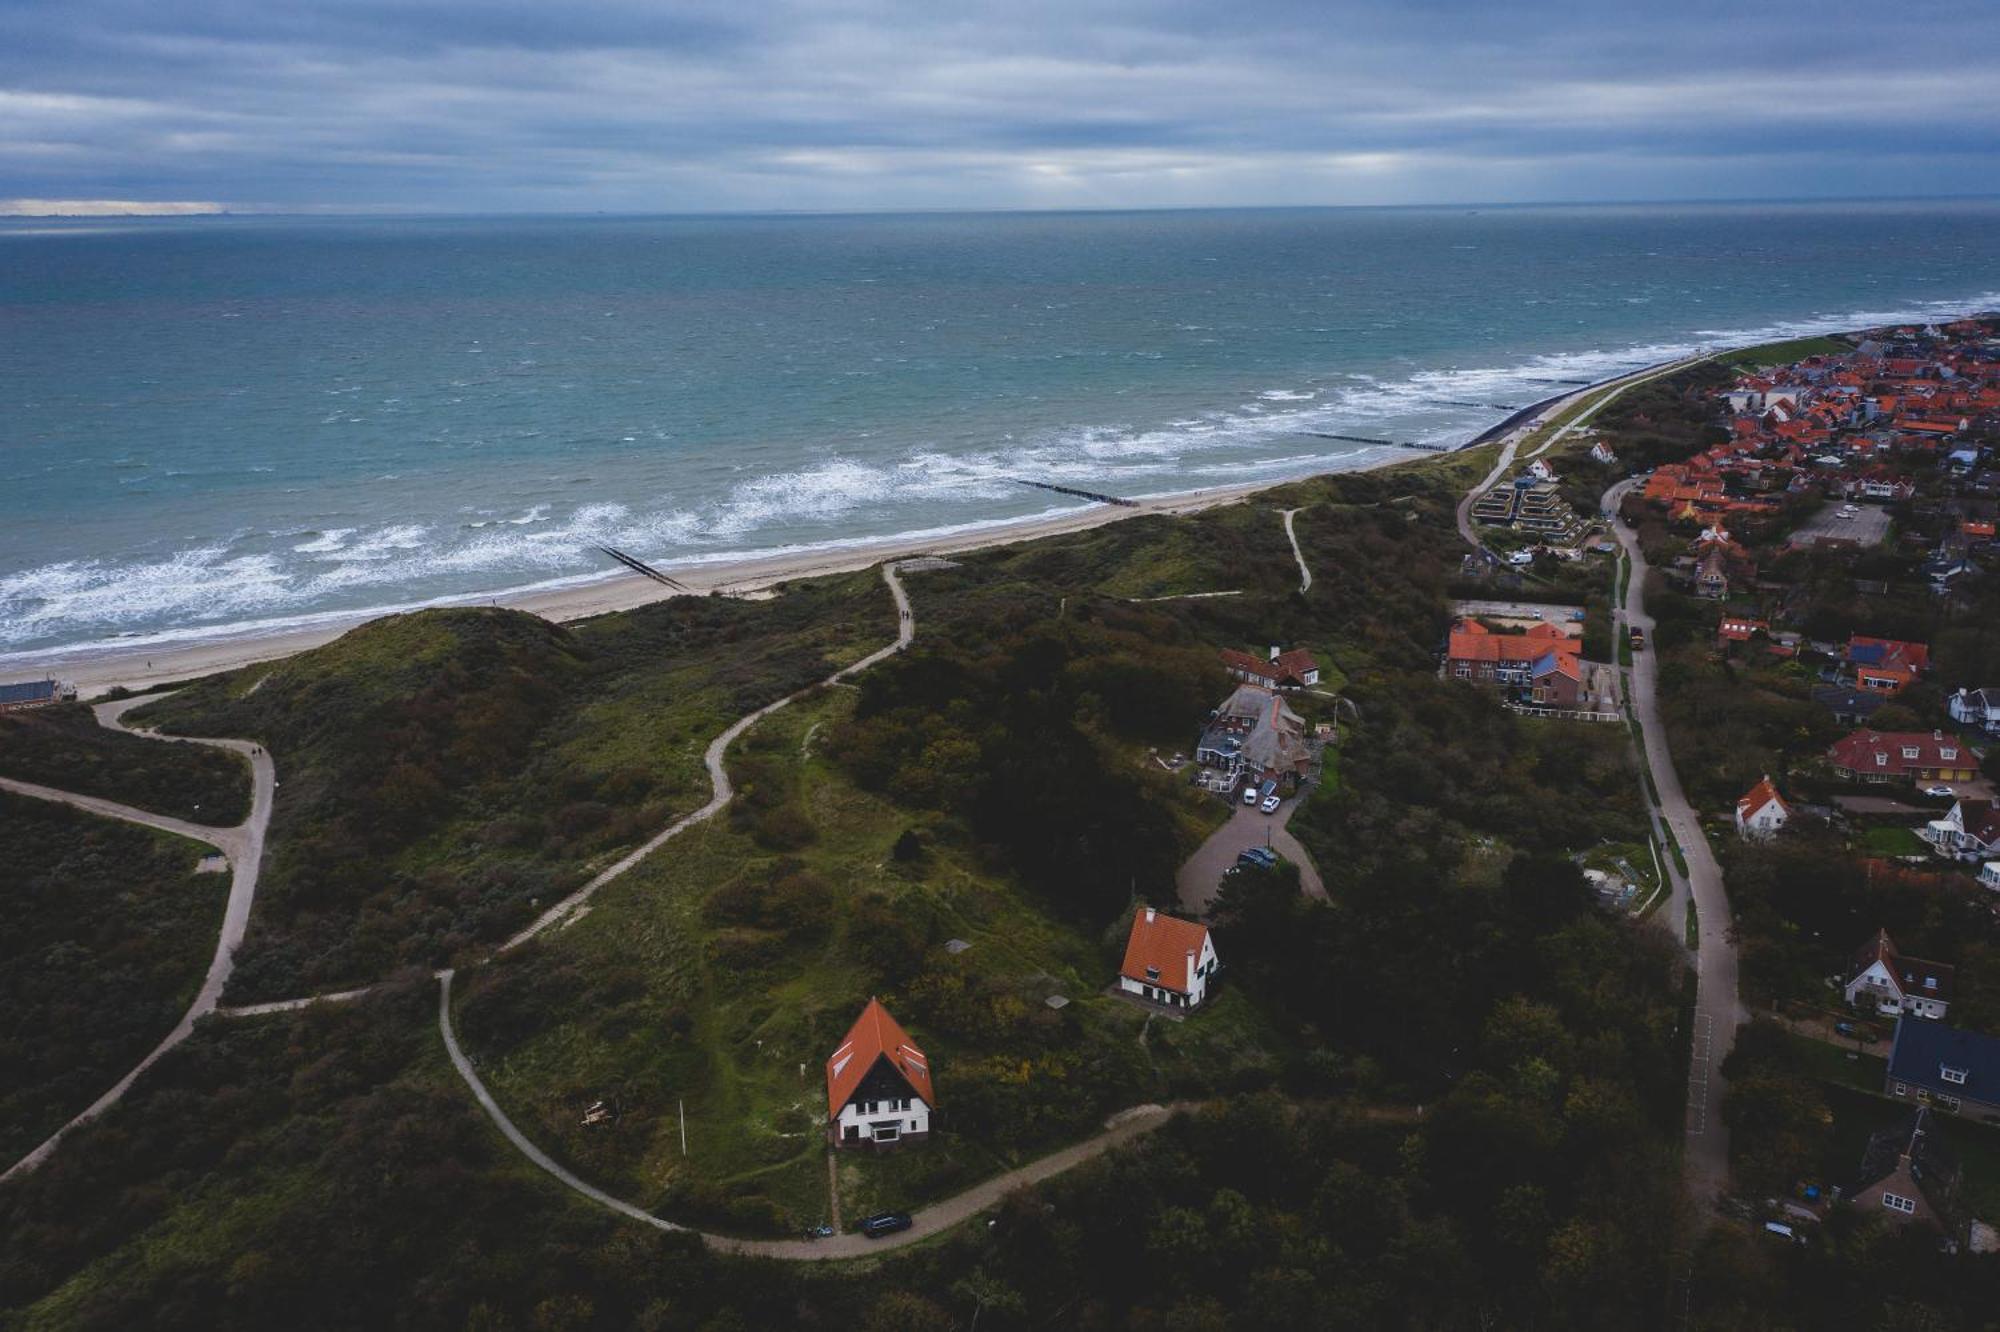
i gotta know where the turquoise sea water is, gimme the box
[2,200,1997,659]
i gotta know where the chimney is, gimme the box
[1187,948,1197,986]
[1269,645,1281,662]
[1143,907,1156,924]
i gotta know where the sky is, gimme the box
[2,0,1998,215]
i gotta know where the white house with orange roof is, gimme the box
[1118,907,1218,1010]
[1734,775,1791,839]
[826,999,935,1148]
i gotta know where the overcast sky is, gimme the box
[3,0,1998,214]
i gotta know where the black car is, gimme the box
[859,1211,913,1239]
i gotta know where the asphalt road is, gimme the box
[1176,799,1327,914]
[0,694,275,1183]
[1606,479,1743,1214]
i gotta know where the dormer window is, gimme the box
[1876,754,1888,766]
[1941,1066,1968,1085]
[1902,747,1921,760]
[1941,748,1958,761]
[1144,965,1159,981]
[1924,977,1938,990]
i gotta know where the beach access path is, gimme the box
[0,695,274,1184]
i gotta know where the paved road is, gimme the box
[1606,479,1743,1214]
[1280,508,1312,593]
[0,694,275,1183]
[1176,800,1326,914]
[439,967,1180,1259]
[501,563,916,952]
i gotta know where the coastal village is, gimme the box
[8,312,2000,1320]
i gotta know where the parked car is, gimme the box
[1260,794,1281,814]
[1236,847,1277,870]
[1923,784,1956,798]
[1507,550,1534,567]
[860,1212,913,1239]
[1242,785,1260,806]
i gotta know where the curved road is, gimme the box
[0,695,274,1183]
[1176,801,1326,914]
[1604,480,1741,1212]
[440,970,1180,1259]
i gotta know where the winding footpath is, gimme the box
[441,562,1183,1254]
[1280,507,1312,593]
[0,695,275,1184]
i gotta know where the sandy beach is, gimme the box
[21,363,1653,699]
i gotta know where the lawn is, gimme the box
[1859,825,1928,858]
[1725,335,1851,373]
[454,687,1290,1236]
[0,791,227,1163]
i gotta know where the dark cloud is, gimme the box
[1,0,1996,211]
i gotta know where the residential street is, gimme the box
[1606,478,1744,1214]
[1176,799,1326,914]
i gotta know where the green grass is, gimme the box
[1859,826,1928,858]
[1773,1030,1888,1093]
[0,702,250,825]
[0,791,227,1162]
[454,687,1286,1236]
[1724,335,1851,373]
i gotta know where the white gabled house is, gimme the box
[1948,687,2000,735]
[1734,775,1791,840]
[1921,799,2000,863]
[826,999,934,1148]
[1118,907,1218,1010]
[1981,861,2000,893]
[1846,930,1954,1021]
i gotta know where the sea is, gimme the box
[3,200,1998,662]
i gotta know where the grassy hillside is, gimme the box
[130,575,896,1001]
[0,704,249,825]
[0,792,226,1163]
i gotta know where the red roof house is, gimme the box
[826,999,935,1147]
[1118,907,1219,1009]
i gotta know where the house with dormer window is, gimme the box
[1847,1107,1961,1233]
[1827,729,1978,785]
[1845,930,1953,1020]
[1117,907,1218,1010]
[826,999,934,1148]
[1886,1018,2000,1122]
[1922,799,2000,863]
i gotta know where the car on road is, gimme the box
[1507,550,1534,566]
[1242,785,1259,805]
[1260,794,1281,814]
[1236,847,1277,870]
[1923,784,1956,798]
[860,1212,913,1239]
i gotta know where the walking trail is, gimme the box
[5,563,1180,1256]
[1280,507,1312,593]
[1,696,275,1183]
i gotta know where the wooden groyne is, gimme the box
[1302,431,1447,453]
[1013,479,1139,508]
[598,546,689,591]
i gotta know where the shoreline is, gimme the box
[0,335,1824,697]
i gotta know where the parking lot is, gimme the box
[1789,502,1891,549]
[1451,599,1585,635]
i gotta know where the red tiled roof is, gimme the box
[826,999,934,1116]
[1219,649,1276,680]
[1827,729,1972,777]
[1446,618,1580,665]
[1736,775,1790,822]
[1120,908,1209,996]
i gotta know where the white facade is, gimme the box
[1118,929,1220,1009]
[1921,800,2000,862]
[1736,797,1789,838]
[1949,688,2000,732]
[1981,862,2000,893]
[1846,959,1949,1020]
[834,1093,929,1145]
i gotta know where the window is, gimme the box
[1882,1193,1917,1214]
[1941,1066,1968,1085]
[1939,1095,1961,1113]
[1902,747,1921,760]
[1942,748,1958,761]
[1894,1082,1908,1096]
[1925,977,1939,990]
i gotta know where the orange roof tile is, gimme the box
[1120,908,1210,995]
[826,999,934,1116]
